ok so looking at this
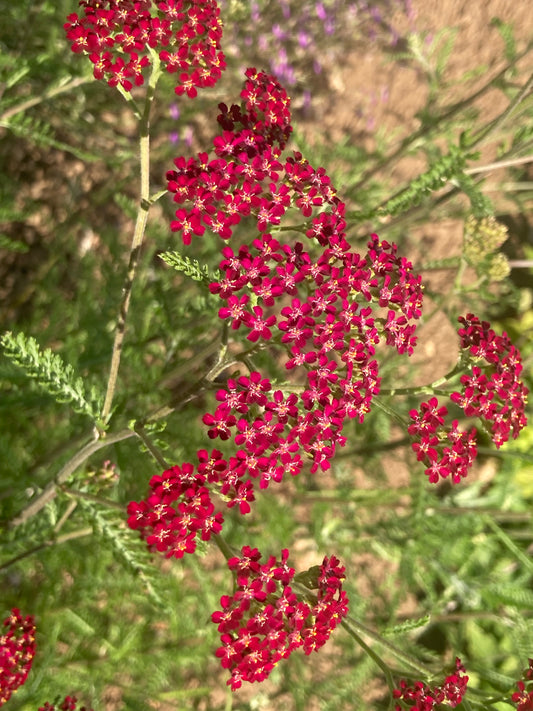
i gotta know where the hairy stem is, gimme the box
[101,56,161,424]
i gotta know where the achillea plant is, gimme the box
[1,0,531,707]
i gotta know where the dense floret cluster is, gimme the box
[165,66,423,477]
[452,313,528,447]
[127,461,225,558]
[0,608,36,706]
[409,313,528,483]
[64,0,225,94]
[408,396,478,484]
[393,658,469,710]
[212,548,348,689]
[39,696,93,711]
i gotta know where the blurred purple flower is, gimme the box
[169,103,180,120]
[324,17,336,34]
[169,131,179,145]
[315,2,327,21]
[297,31,312,49]
[251,1,260,22]
[280,0,291,19]
[272,23,287,40]
[183,125,194,148]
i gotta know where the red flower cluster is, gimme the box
[64,0,225,94]
[129,70,426,556]
[127,461,224,558]
[512,659,533,711]
[409,314,528,483]
[167,67,292,244]
[39,696,93,711]
[408,396,478,484]
[452,313,528,448]
[0,608,36,706]
[393,657,469,710]
[211,547,348,690]
[167,67,423,470]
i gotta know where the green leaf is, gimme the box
[1,330,102,421]
[159,250,220,285]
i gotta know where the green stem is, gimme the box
[0,527,93,572]
[341,614,435,677]
[9,428,135,528]
[465,153,533,175]
[59,485,124,511]
[101,55,161,425]
[466,72,533,151]
[378,361,463,397]
[134,422,170,470]
[340,618,396,697]
[0,75,92,122]
[213,533,234,562]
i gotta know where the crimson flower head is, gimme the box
[0,608,36,706]
[512,660,533,711]
[64,0,225,94]
[452,313,528,448]
[212,548,348,690]
[39,696,93,711]
[393,657,469,710]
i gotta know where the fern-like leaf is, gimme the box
[491,18,517,62]
[76,498,166,608]
[348,144,473,221]
[379,144,469,217]
[159,250,219,285]
[454,173,493,218]
[1,331,102,421]
[1,113,97,162]
[382,614,431,637]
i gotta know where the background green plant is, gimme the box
[1,1,532,709]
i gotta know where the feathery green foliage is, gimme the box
[1,331,103,421]
[159,249,220,285]
[73,495,166,608]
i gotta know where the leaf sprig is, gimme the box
[1,331,102,421]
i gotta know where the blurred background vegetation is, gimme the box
[0,0,532,709]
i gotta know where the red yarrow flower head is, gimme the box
[452,313,528,448]
[409,398,478,484]
[212,548,348,690]
[0,608,36,706]
[393,657,468,710]
[127,462,224,559]
[64,0,225,95]
[39,696,93,711]
[512,660,533,711]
